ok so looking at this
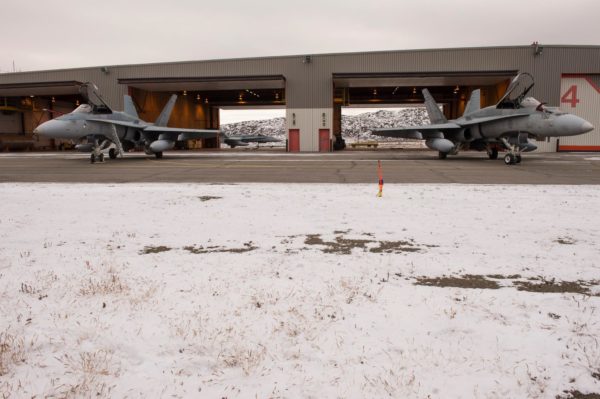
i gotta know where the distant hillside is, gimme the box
[220,108,430,141]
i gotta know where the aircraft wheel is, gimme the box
[98,153,104,162]
[504,154,515,165]
[488,148,498,159]
[155,152,163,159]
[438,151,447,160]
[515,155,522,163]
[90,153,96,164]
[109,148,117,159]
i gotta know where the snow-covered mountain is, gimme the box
[220,108,430,141]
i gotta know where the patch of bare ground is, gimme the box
[198,196,222,202]
[555,236,577,245]
[139,245,171,254]
[415,275,500,289]
[556,391,600,399]
[514,278,596,295]
[412,274,600,295]
[183,241,257,254]
[304,233,428,254]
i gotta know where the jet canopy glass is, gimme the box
[72,104,92,113]
[496,73,535,109]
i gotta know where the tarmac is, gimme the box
[1,149,600,184]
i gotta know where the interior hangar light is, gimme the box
[183,90,187,96]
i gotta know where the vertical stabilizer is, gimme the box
[155,95,177,127]
[464,89,481,115]
[123,95,139,118]
[422,89,447,124]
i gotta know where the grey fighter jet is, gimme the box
[223,134,282,148]
[372,73,594,165]
[34,83,220,163]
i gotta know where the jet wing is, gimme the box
[460,113,530,125]
[143,126,220,140]
[88,118,144,129]
[372,122,461,139]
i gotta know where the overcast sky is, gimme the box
[1,0,598,73]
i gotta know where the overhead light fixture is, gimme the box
[238,93,243,101]
[196,94,200,101]
[454,85,459,93]
[373,89,377,96]
[51,96,56,103]
[183,90,187,96]
[275,92,280,100]
[76,100,80,106]
[412,87,417,95]
[204,98,208,104]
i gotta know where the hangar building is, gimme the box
[0,44,598,152]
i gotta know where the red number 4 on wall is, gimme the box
[561,85,580,108]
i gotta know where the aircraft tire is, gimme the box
[155,152,163,159]
[515,155,522,163]
[504,154,515,165]
[109,148,117,159]
[90,154,96,164]
[98,153,104,162]
[438,152,447,160]
[488,149,498,159]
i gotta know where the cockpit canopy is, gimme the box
[496,72,535,109]
[72,104,92,113]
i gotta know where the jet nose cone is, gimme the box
[34,119,63,138]
[581,120,594,133]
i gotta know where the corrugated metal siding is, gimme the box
[558,75,600,147]
[1,46,599,150]
[2,46,598,110]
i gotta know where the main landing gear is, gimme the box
[500,138,522,165]
[487,148,498,160]
[503,153,522,165]
[438,151,448,159]
[90,152,104,163]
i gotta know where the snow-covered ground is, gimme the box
[1,183,599,398]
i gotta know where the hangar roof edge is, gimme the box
[1,44,598,77]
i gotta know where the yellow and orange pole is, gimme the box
[377,160,383,197]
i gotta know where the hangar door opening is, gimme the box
[0,81,85,151]
[219,107,285,149]
[332,72,516,150]
[120,76,285,150]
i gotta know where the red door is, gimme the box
[288,129,300,152]
[319,129,330,152]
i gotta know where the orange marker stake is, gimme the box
[377,160,383,197]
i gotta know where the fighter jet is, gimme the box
[34,83,220,163]
[372,73,594,165]
[223,134,282,148]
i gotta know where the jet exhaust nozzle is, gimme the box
[425,138,454,153]
[149,139,175,153]
[75,143,94,152]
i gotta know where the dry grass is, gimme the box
[0,330,26,376]
[79,273,129,296]
[52,350,118,398]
